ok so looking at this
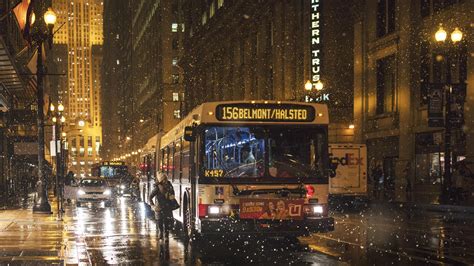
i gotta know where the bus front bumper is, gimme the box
[199,217,334,237]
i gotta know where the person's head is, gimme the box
[276,200,286,212]
[268,201,275,211]
[157,172,168,183]
[242,145,251,158]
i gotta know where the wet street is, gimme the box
[63,197,337,265]
[57,197,474,265]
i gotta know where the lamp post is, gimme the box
[50,103,65,218]
[434,25,464,204]
[32,6,57,214]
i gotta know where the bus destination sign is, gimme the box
[102,161,125,166]
[216,103,315,122]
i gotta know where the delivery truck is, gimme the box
[329,144,368,207]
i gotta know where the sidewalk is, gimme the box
[0,194,84,265]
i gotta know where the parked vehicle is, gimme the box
[76,178,113,207]
[329,144,368,207]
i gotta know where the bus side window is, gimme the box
[181,140,190,183]
[173,141,181,182]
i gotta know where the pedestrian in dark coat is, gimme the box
[149,172,175,240]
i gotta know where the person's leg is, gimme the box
[164,210,173,239]
[156,210,164,239]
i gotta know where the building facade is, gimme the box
[353,0,473,203]
[101,0,185,167]
[181,0,355,142]
[101,0,132,161]
[52,0,104,177]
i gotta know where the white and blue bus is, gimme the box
[143,101,334,238]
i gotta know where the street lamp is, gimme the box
[434,25,464,204]
[31,4,57,214]
[50,103,65,219]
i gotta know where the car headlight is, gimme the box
[313,205,324,214]
[77,189,86,195]
[208,205,220,215]
[120,185,125,189]
[103,189,111,195]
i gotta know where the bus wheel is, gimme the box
[183,201,194,241]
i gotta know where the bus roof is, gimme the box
[161,100,329,149]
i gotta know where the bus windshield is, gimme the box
[203,126,327,179]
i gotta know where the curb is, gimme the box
[374,201,474,214]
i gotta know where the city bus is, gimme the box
[149,101,334,239]
[94,161,131,194]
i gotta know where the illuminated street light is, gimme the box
[44,8,57,26]
[435,25,447,42]
[349,124,355,129]
[451,27,463,43]
[304,80,312,91]
[78,120,85,127]
[58,103,65,112]
[315,80,324,91]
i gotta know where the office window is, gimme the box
[172,23,178,32]
[172,58,178,66]
[209,1,215,18]
[376,0,395,38]
[172,74,180,84]
[172,39,179,50]
[88,147,93,156]
[174,110,181,119]
[173,92,180,102]
[218,0,224,8]
[88,136,92,147]
[376,54,397,114]
[80,136,84,147]
[202,12,207,25]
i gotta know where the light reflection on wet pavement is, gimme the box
[2,197,474,265]
[302,204,474,265]
[64,197,339,265]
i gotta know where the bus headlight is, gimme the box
[313,205,324,214]
[77,189,86,195]
[103,189,111,195]
[208,205,220,215]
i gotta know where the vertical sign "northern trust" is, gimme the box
[310,0,321,85]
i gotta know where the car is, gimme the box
[76,178,113,207]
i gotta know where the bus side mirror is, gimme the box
[184,126,196,142]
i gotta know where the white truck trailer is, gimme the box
[329,144,368,206]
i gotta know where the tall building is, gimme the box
[101,0,132,161]
[52,0,104,177]
[101,0,185,168]
[182,0,355,143]
[353,0,473,204]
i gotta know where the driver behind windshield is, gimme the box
[241,145,256,164]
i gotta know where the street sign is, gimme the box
[428,83,444,127]
[449,83,466,128]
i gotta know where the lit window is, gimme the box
[218,0,224,8]
[172,58,178,66]
[172,74,180,84]
[210,2,215,18]
[116,59,120,65]
[174,110,181,119]
[172,23,178,32]
[202,12,207,25]
[173,92,179,102]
